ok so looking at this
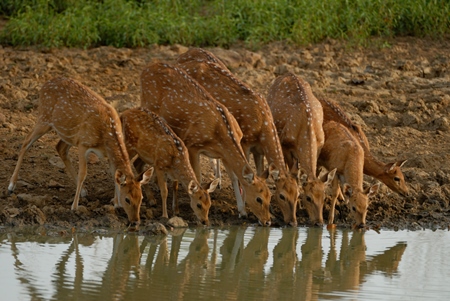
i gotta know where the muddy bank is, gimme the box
[1,37,450,231]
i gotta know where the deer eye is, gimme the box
[197,203,202,209]
[279,194,286,201]
[125,198,131,205]
[306,196,312,203]
[352,206,356,212]
[394,177,400,182]
[256,197,263,204]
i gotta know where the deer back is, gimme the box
[267,73,324,177]
[177,47,229,70]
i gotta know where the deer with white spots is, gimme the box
[8,77,153,230]
[319,97,408,196]
[267,73,335,226]
[140,62,272,226]
[177,48,300,226]
[318,121,380,228]
[120,107,219,225]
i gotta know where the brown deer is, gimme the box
[8,77,153,230]
[319,97,408,196]
[177,48,300,226]
[266,72,335,226]
[120,107,219,224]
[318,121,379,228]
[140,62,272,226]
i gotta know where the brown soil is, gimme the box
[1,37,450,232]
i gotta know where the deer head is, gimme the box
[115,168,153,230]
[343,183,379,228]
[300,168,337,226]
[188,179,220,225]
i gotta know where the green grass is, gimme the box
[1,0,449,48]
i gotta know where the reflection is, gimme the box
[0,227,408,300]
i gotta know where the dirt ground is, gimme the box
[1,36,450,232]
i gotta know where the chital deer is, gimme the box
[140,62,272,226]
[266,72,334,225]
[177,48,300,226]
[8,77,153,230]
[318,121,379,228]
[319,97,408,196]
[120,107,219,224]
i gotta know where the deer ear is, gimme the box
[324,168,337,186]
[386,160,407,172]
[206,178,220,193]
[188,180,199,195]
[269,163,280,181]
[242,165,255,184]
[366,183,380,198]
[299,168,308,185]
[138,167,153,185]
[290,163,300,180]
[115,170,126,186]
[342,183,352,198]
[397,159,407,168]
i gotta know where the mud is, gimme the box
[1,37,449,232]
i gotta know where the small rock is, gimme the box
[145,208,154,219]
[48,180,65,189]
[48,156,65,169]
[170,44,189,55]
[6,207,20,218]
[167,216,188,228]
[142,222,168,236]
[103,205,116,214]
[409,222,422,231]
[75,205,89,215]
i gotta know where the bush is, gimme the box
[1,0,449,48]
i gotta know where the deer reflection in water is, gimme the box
[1,227,407,300]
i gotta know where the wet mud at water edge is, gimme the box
[0,37,450,231]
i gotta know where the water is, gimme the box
[1,227,449,301]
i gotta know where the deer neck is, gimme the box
[362,152,386,179]
[104,118,133,176]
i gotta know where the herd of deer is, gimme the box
[7,48,409,231]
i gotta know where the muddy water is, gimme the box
[0,227,449,300]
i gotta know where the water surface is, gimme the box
[0,227,449,300]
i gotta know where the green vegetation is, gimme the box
[1,0,449,48]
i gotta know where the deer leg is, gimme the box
[189,151,202,182]
[283,150,296,171]
[71,147,89,210]
[224,165,247,218]
[56,140,87,198]
[328,177,340,225]
[252,150,265,176]
[8,122,52,193]
[156,171,168,219]
[172,180,179,216]
[209,159,222,189]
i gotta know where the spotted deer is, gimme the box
[8,77,153,230]
[177,48,300,226]
[318,121,379,228]
[120,107,219,224]
[140,62,272,226]
[319,97,408,196]
[266,72,335,226]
